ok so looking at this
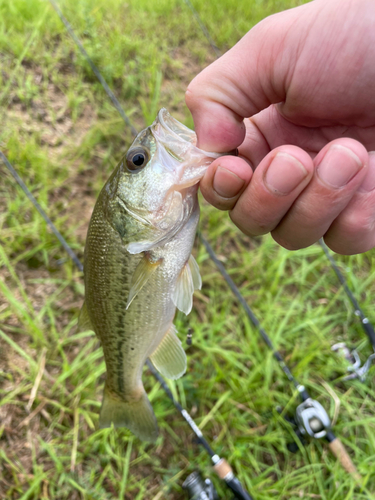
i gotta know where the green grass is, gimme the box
[1,0,375,499]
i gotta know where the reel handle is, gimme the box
[225,476,254,500]
[328,438,362,484]
[214,459,254,500]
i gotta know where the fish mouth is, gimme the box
[154,108,219,160]
[152,108,221,189]
[166,180,199,199]
[156,108,196,145]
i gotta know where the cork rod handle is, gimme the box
[328,438,362,483]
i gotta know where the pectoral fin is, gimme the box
[77,301,93,332]
[126,254,162,309]
[149,325,186,380]
[172,254,202,315]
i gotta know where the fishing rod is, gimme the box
[48,0,365,484]
[319,239,375,352]
[147,361,253,500]
[3,8,255,494]
[200,235,362,483]
[319,239,375,381]
[0,152,84,273]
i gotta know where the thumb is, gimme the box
[185,5,307,152]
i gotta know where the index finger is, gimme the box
[185,8,298,152]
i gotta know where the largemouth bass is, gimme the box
[80,109,219,442]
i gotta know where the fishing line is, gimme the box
[181,0,221,58]
[319,239,375,352]
[48,0,138,138]
[0,151,83,273]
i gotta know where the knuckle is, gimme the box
[271,232,306,251]
[214,199,235,211]
[325,208,375,254]
[228,211,254,236]
[184,87,194,107]
[230,209,272,236]
[252,219,272,234]
[203,189,235,212]
[337,209,375,237]
[237,197,278,234]
[185,82,201,110]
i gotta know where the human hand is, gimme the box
[186,0,375,254]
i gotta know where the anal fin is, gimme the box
[149,324,186,380]
[126,253,162,309]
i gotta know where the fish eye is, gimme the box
[126,147,150,172]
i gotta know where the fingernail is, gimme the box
[317,145,363,188]
[213,166,245,198]
[264,152,308,195]
[359,152,375,192]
